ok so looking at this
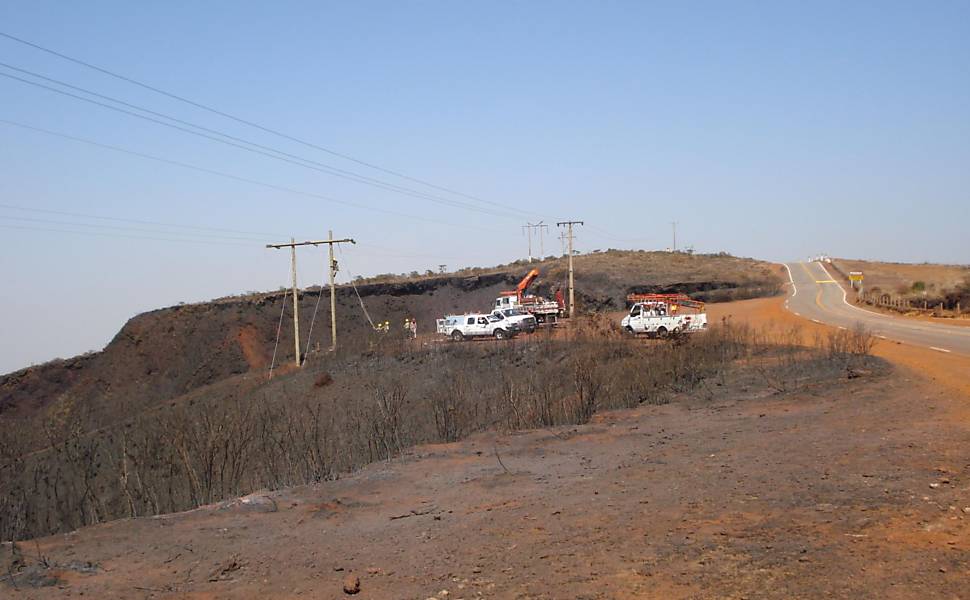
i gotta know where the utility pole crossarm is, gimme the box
[266,234,356,363]
[266,238,355,249]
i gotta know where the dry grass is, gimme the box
[0,317,875,542]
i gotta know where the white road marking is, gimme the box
[930,347,952,353]
[783,263,797,297]
[815,262,970,340]
[816,262,891,320]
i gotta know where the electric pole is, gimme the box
[290,238,300,366]
[670,221,678,252]
[522,222,549,262]
[267,233,355,362]
[536,222,548,257]
[556,221,584,318]
[327,230,338,352]
[521,224,533,262]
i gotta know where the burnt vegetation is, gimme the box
[0,316,877,542]
[0,251,790,541]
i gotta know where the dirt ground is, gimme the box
[708,296,970,404]
[831,259,968,296]
[3,297,969,599]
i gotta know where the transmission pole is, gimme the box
[521,224,533,263]
[556,221,584,318]
[290,238,300,366]
[670,221,678,252]
[328,230,338,352]
[522,221,549,262]
[267,234,355,362]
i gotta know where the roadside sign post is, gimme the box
[848,271,864,294]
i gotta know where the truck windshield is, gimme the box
[503,309,524,316]
[488,315,501,322]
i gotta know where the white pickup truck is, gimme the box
[490,308,538,333]
[621,301,707,338]
[436,313,516,341]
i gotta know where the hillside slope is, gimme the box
[0,251,782,452]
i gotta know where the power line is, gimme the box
[0,223,257,247]
[583,224,652,244]
[0,202,290,237]
[0,66,524,220]
[0,32,656,244]
[0,215,269,242]
[0,31,543,219]
[0,119,507,233]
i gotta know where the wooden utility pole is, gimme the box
[289,238,300,366]
[557,221,584,318]
[522,222,549,262]
[327,230,338,352]
[267,234,355,362]
[521,224,533,263]
[536,222,548,257]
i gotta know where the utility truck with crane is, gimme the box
[494,268,565,325]
[621,294,708,338]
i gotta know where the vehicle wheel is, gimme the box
[528,326,536,334]
[494,328,508,340]
[625,326,636,335]
[451,330,464,342]
[657,326,669,338]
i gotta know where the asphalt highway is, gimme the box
[784,261,970,357]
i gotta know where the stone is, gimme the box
[343,574,361,595]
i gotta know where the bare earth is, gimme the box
[5,297,970,599]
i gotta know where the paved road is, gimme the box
[784,261,970,357]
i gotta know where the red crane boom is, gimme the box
[500,268,541,300]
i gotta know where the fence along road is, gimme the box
[783,261,970,357]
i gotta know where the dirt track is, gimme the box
[4,297,970,599]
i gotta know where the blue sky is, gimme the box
[1,1,968,372]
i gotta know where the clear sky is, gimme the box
[1,1,968,373]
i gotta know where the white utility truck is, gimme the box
[436,313,516,341]
[494,268,565,325]
[621,294,707,338]
[490,308,538,333]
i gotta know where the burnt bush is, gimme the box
[0,318,859,541]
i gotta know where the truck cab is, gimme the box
[436,313,516,341]
[490,308,538,333]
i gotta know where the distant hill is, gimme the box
[0,250,783,453]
